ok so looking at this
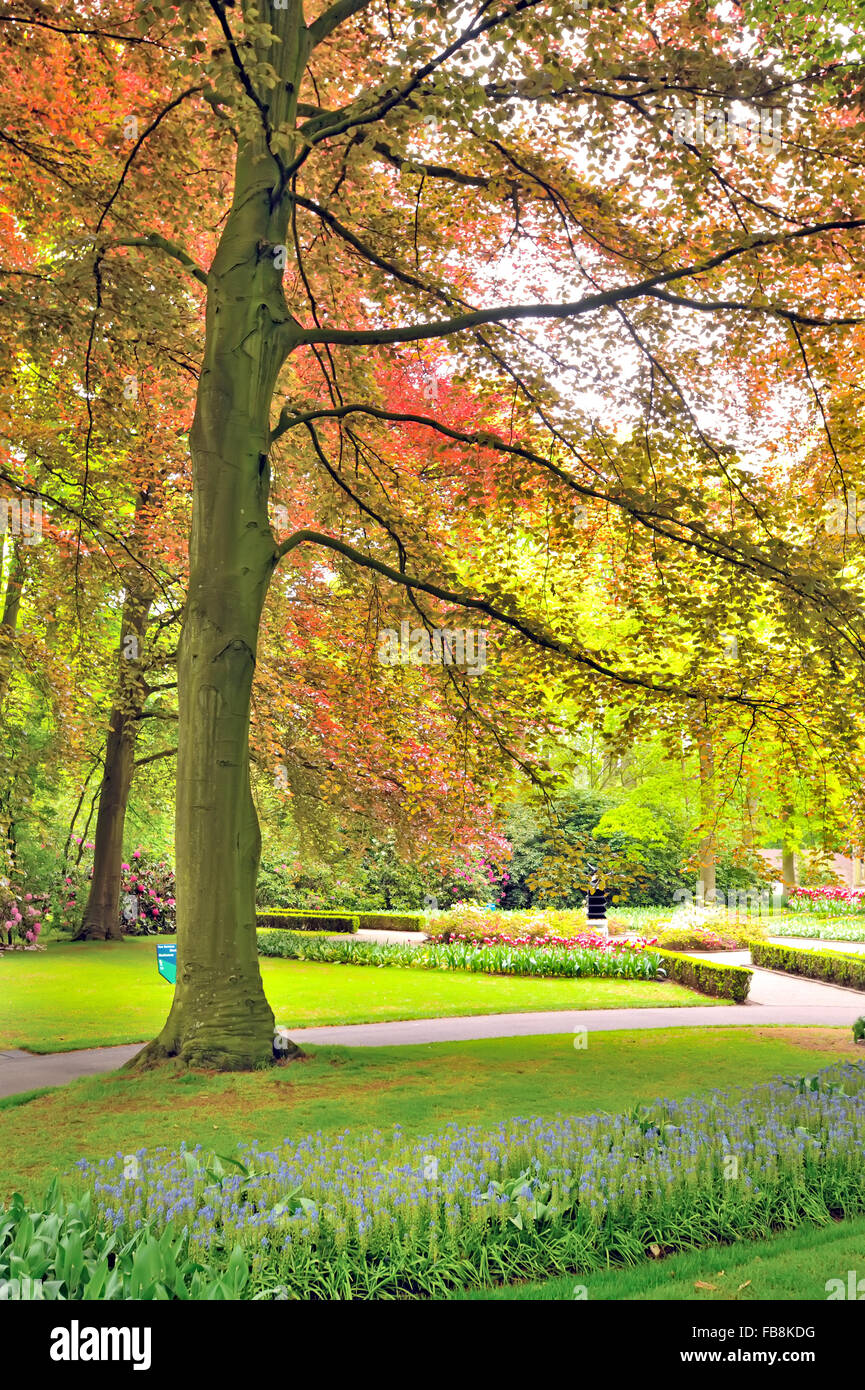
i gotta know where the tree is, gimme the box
[3,0,865,1068]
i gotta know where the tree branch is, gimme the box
[273,528,792,710]
[307,0,375,47]
[97,234,208,286]
[295,218,865,346]
[134,747,178,768]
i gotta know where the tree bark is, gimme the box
[0,535,27,874]
[135,2,311,1070]
[780,801,796,906]
[76,496,155,941]
[695,715,717,904]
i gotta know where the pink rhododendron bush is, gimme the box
[0,878,47,948]
[56,845,176,935]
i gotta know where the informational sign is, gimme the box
[156,943,177,985]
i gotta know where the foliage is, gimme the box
[0,1179,248,1300]
[499,796,771,910]
[256,910,359,935]
[54,850,175,937]
[78,1063,865,1299]
[795,850,847,889]
[752,942,865,991]
[2,0,865,1067]
[427,906,600,943]
[0,878,46,946]
[118,853,176,936]
[256,908,423,933]
[655,923,764,952]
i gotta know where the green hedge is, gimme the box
[655,949,752,1002]
[256,911,359,934]
[255,909,424,934]
[752,941,865,990]
[352,911,424,932]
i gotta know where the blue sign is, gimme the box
[156,944,177,985]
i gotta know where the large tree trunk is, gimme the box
[77,494,155,940]
[136,3,310,1070]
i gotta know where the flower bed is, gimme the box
[789,886,865,916]
[772,920,865,944]
[426,907,607,944]
[257,929,664,979]
[77,1061,865,1299]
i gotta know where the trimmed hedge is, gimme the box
[655,949,752,1003]
[256,910,359,934]
[255,909,424,934]
[353,911,424,932]
[752,940,865,991]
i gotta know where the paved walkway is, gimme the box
[2,941,864,1099]
[0,1044,143,1098]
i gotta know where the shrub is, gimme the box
[428,907,593,943]
[354,911,424,932]
[256,908,424,933]
[0,1178,249,1300]
[53,849,176,935]
[654,949,752,1002]
[257,910,359,933]
[655,923,761,952]
[120,852,176,935]
[752,941,865,990]
[0,878,47,946]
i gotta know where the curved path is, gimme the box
[1,942,864,1099]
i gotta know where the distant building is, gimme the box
[757,849,865,889]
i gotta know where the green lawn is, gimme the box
[0,1026,856,1202]
[454,1215,865,1301]
[0,937,724,1052]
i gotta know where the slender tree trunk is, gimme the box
[695,715,717,904]
[76,499,155,940]
[780,801,796,906]
[0,535,26,874]
[136,3,310,1069]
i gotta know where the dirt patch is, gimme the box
[755,1026,862,1055]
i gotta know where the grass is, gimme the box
[0,1025,859,1203]
[454,1214,865,1301]
[0,936,723,1052]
